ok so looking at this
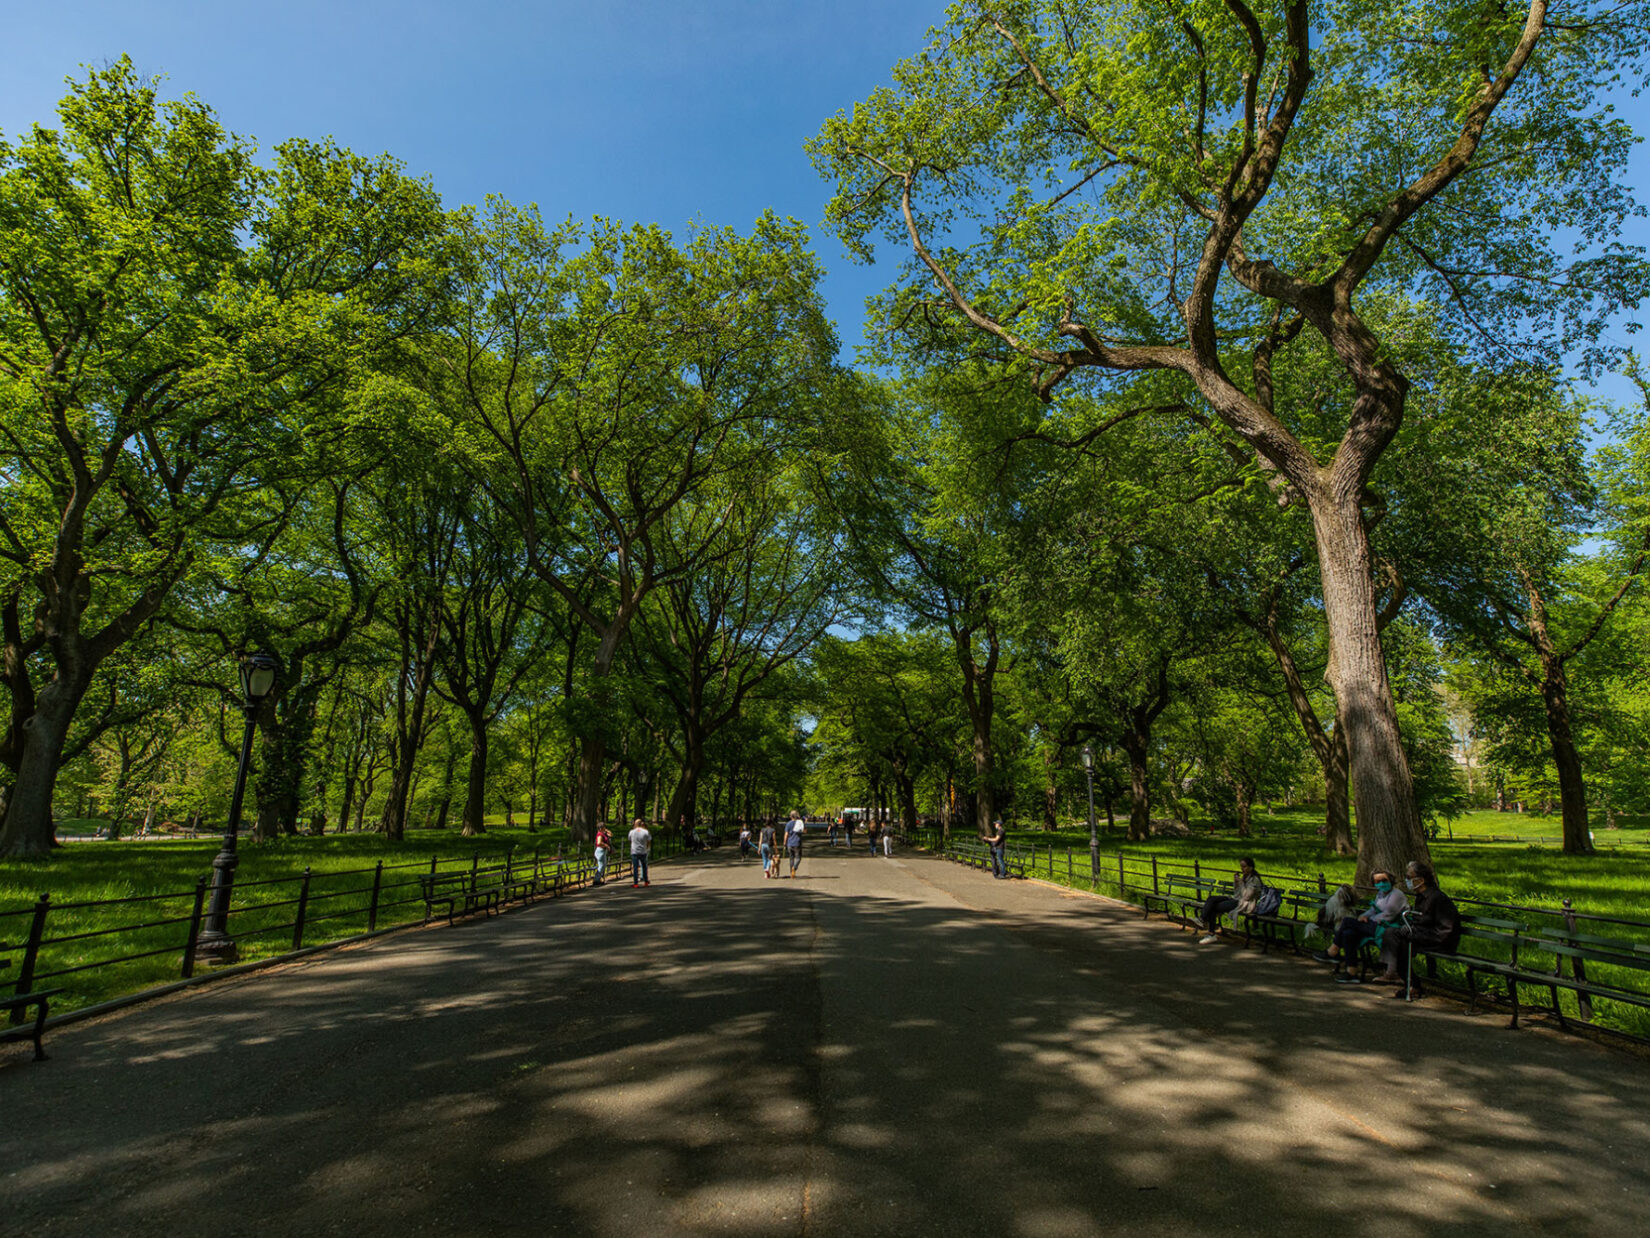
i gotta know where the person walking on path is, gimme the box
[628,818,652,887]
[986,818,1008,879]
[739,821,752,862]
[593,823,613,887]
[786,811,805,877]
[759,819,778,878]
[882,822,894,856]
[1197,858,1263,944]
[867,821,878,855]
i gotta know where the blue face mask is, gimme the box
[1375,881,1393,894]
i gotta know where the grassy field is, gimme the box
[1003,807,1650,925]
[0,826,592,1015]
[5,809,1647,1027]
[994,807,1650,1039]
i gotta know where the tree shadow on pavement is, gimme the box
[1,848,1646,1238]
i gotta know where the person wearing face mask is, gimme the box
[1314,870,1407,981]
[1378,861,1461,995]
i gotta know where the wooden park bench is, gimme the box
[1420,925,1650,1031]
[1238,889,1325,955]
[1141,874,1225,929]
[1399,914,1528,1001]
[418,871,501,925]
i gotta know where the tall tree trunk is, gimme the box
[253,680,321,842]
[896,771,917,832]
[664,722,706,834]
[461,721,489,837]
[1538,654,1593,855]
[1121,731,1150,842]
[1311,496,1429,883]
[0,669,91,855]
[1519,572,1596,857]
[380,607,441,842]
[1232,779,1253,838]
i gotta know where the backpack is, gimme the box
[1253,886,1283,917]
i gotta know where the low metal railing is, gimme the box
[1,833,685,1027]
[906,828,1650,1041]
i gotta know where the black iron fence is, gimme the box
[2,834,684,1029]
[907,828,1650,1041]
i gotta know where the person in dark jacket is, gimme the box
[1379,860,1461,996]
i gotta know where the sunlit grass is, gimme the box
[0,826,588,1014]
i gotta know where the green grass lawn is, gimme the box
[991,808,1650,1039]
[7,811,1646,1034]
[1002,806,1650,925]
[0,826,591,1015]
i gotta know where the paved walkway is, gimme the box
[4,845,1648,1237]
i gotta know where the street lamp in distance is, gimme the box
[1082,744,1098,879]
[195,651,279,966]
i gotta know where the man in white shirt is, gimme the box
[786,811,805,877]
[628,818,652,887]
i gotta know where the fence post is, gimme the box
[1151,855,1160,896]
[1117,851,1125,896]
[504,846,514,886]
[1067,846,1072,882]
[12,895,50,1020]
[293,867,313,950]
[368,861,384,933]
[1193,858,1201,884]
[470,852,479,890]
[181,879,207,980]
[1318,871,1327,895]
[1563,896,1592,1020]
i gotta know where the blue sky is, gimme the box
[2,0,936,354]
[3,1,1645,388]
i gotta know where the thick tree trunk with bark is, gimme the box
[955,621,999,832]
[253,678,323,842]
[1537,654,1593,855]
[1121,732,1150,842]
[896,771,917,832]
[460,721,489,837]
[1310,494,1430,883]
[0,675,86,855]
[1325,721,1353,856]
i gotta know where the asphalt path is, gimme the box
[3,842,1648,1237]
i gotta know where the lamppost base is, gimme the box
[194,935,239,966]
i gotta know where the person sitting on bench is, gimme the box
[1198,857,1263,944]
[1379,861,1461,996]
[1316,871,1407,981]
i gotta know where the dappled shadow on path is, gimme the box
[1,848,1646,1237]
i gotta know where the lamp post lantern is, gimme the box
[195,651,279,965]
[1082,744,1098,878]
